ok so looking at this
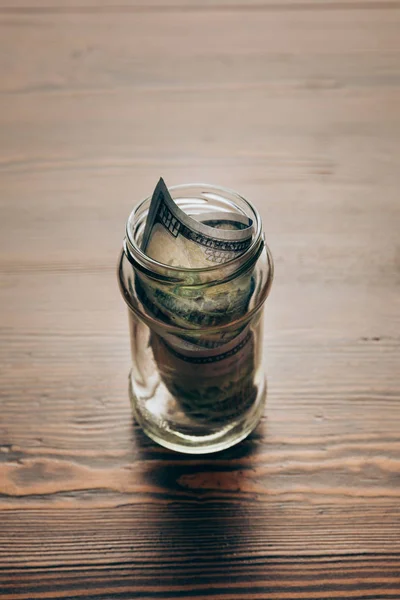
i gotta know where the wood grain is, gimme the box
[2,1,400,9]
[0,1,399,598]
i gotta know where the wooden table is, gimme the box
[1,2,399,598]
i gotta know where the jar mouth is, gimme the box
[124,182,264,285]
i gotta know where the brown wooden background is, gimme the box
[1,1,400,599]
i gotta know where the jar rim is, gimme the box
[124,182,263,283]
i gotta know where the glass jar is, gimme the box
[118,184,273,454]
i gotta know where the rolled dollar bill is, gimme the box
[136,178,256,330]
[141,178,254,269]
[136,178,260,423]
[150,326,257,424]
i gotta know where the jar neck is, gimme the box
[118,242,274,336]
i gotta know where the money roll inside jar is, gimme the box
[118,179,273,454]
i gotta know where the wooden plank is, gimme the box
[1,0,400,10]
[0,11,399,188]
[1,10,400,97]
[0,555,399,599]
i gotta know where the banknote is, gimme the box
[137,178,256,330]
[141,177,254,268]
[150,326,257,423]
[134,178,260,422]
[135,270,255,332]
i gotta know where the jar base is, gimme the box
[129,372,266,454]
